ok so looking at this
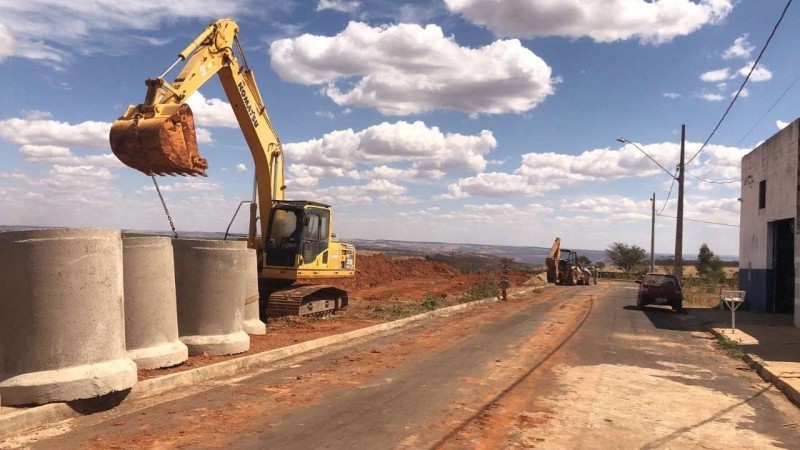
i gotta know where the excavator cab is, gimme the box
[264,201,332,270]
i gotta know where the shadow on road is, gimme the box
[620,304,707,333]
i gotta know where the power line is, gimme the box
[736,74,800,147]
[658,169,679,215]
[684,169,742,184]
[685,0,792,166]
[657,213,739,228]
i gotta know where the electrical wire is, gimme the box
[684,169,743,184]
[685,0,792,166]
[657,213,739,228]
[658,169,679,215]
[736,74,799,147]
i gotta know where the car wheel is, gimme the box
[636,295,643,310]
[672,301,683,313]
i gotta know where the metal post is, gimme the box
[674,125,685,283]
[651,192,655,273]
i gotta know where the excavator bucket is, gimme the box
[109,104,208,176]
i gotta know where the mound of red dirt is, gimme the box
[330,254,458,292]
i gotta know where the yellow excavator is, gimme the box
[109,18,355,317]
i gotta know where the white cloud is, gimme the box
[235,163,248,173]
[363,179,406,196]
[315,110,335,119]
[662,92,681,99]
[316,0,360,13]
[441,172,557,199]
[735,87,749,98]
[738,61,772,82]
[360,165,445,180]
[0,117,110,149]
[0,23,14,62]
[473,140,750,199]
[699,68,729,82]
[21,110,53,120]
[722,34,754,60]
[400,202,552,224]
[19,145,124,168]
[0,2,259,66]
[270,22,557,116]
[698,93,724,102]
[195,127,214,144]
[444,0,733,44]
[185,92,238,128]
[561,196,651,221]
[777,120,790,130]
[144,179,222,193]
[517,142,682,185]
[284,121,496,177]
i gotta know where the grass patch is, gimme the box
[460,277,499,302]
[715,334,744,359]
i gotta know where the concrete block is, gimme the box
[173,239,250,356]
[0,228,137,406]
[243,249,266,335]
[122,237,188,369]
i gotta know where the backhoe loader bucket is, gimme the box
[109,104,208,176]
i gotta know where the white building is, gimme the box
[739,118,798,327]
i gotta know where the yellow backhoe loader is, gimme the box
[109,18,355,317]
[544,237,587,286]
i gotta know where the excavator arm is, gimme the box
[109,18,284,249]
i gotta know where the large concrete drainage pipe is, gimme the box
[123,237,188,369]
[0,228,137,406]
[173,239,250,356]
[243,249,266,335]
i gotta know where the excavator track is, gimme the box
[263,284,349,319]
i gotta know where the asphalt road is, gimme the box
[7,282,800,449]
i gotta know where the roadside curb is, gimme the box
[742,354,800,408]
[0,285,549,439]
[705,327,800,408]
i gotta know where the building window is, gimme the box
[758,180,766,209]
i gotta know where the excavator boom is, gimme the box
[109,19,355,318]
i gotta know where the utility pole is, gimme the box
[651,192,655,273]
[674,124,685,283]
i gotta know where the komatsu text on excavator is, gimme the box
[109,18,356,317]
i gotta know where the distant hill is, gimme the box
[347,238,608,265]
[0,226,736,264]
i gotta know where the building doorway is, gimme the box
[772,219,795,314]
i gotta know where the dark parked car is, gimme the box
[635,273,683,312]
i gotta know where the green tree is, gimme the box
[696,243,725,281]
[605,242,647,273]
[576,256,592,266]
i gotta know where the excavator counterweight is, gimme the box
[109,104,208,176]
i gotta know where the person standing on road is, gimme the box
[592,265,598,285]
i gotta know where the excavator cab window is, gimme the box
[301,208,330,265]
[265,209,301,267]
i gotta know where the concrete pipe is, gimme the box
[243,249,266,335]
[0,228,137,406]
[123,237,188,369]
[173,239,250,356]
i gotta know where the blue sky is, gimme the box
[0,0,798,257]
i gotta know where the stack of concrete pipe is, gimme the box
[0,229,137,406]
[172,239,252,356]
[122,237,188,369]
[0,230,262,406]
[243,248,267,335]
